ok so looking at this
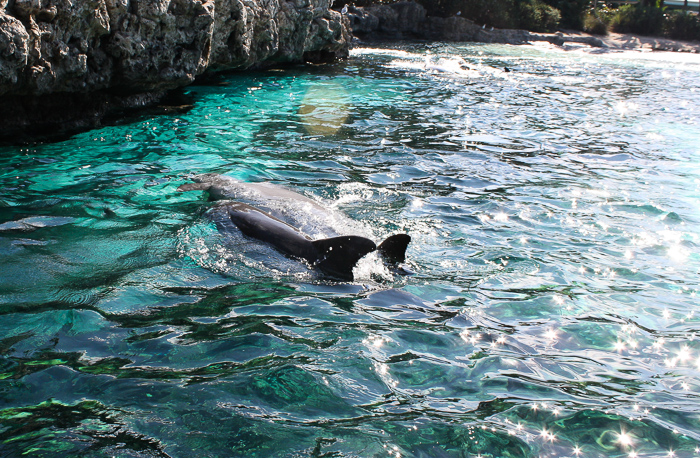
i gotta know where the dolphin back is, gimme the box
[312,236,377,280]
[221,202,375,280]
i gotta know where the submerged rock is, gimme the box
[0,0,350,140]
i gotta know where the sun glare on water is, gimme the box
[298,81,350,136]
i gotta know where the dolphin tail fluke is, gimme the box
[312,236,377,280]
[377,234,411,264]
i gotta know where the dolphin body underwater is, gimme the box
[177,174,411,280]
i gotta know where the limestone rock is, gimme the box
[276,0,349,63]
[208,0,280,70]
[0,0,351,138]
[346,5,378,35]
[348,1,425,38]
[424,16,481,41]
[104,0,216,92]
[366,1,425,37]
[0,13,29,89]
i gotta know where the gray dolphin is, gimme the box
[177,173,324,211]
[178,174,411,280]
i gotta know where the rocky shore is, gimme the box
[2,0,698,140]
[0,0,350,140]
[347,1,700,52]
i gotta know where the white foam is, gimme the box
[523,41,700,68]
[388,55,482,78]
[350,47,420,59]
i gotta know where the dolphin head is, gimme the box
[177,173,241,199]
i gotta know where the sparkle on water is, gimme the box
[1,41,700,457]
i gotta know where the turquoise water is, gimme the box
[1,41,700,457]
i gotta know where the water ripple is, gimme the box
[1,42,700,457]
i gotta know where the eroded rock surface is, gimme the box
[0,0,350,138]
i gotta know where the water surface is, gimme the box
[1,42,700,457]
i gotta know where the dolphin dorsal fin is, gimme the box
[377,234,411,264]
[311,236,377,280]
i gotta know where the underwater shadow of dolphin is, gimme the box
[177,177,410,281]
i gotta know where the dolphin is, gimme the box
[177,173,333,238]
[177,174,411,280]
[209,201,409,280]
[177,173,348,238]
[177,173,324,211]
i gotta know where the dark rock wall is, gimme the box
[348,1,530,43]
[0,0,350,138]
[347,1,604,46]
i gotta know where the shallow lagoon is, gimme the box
[1,42,700,457]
